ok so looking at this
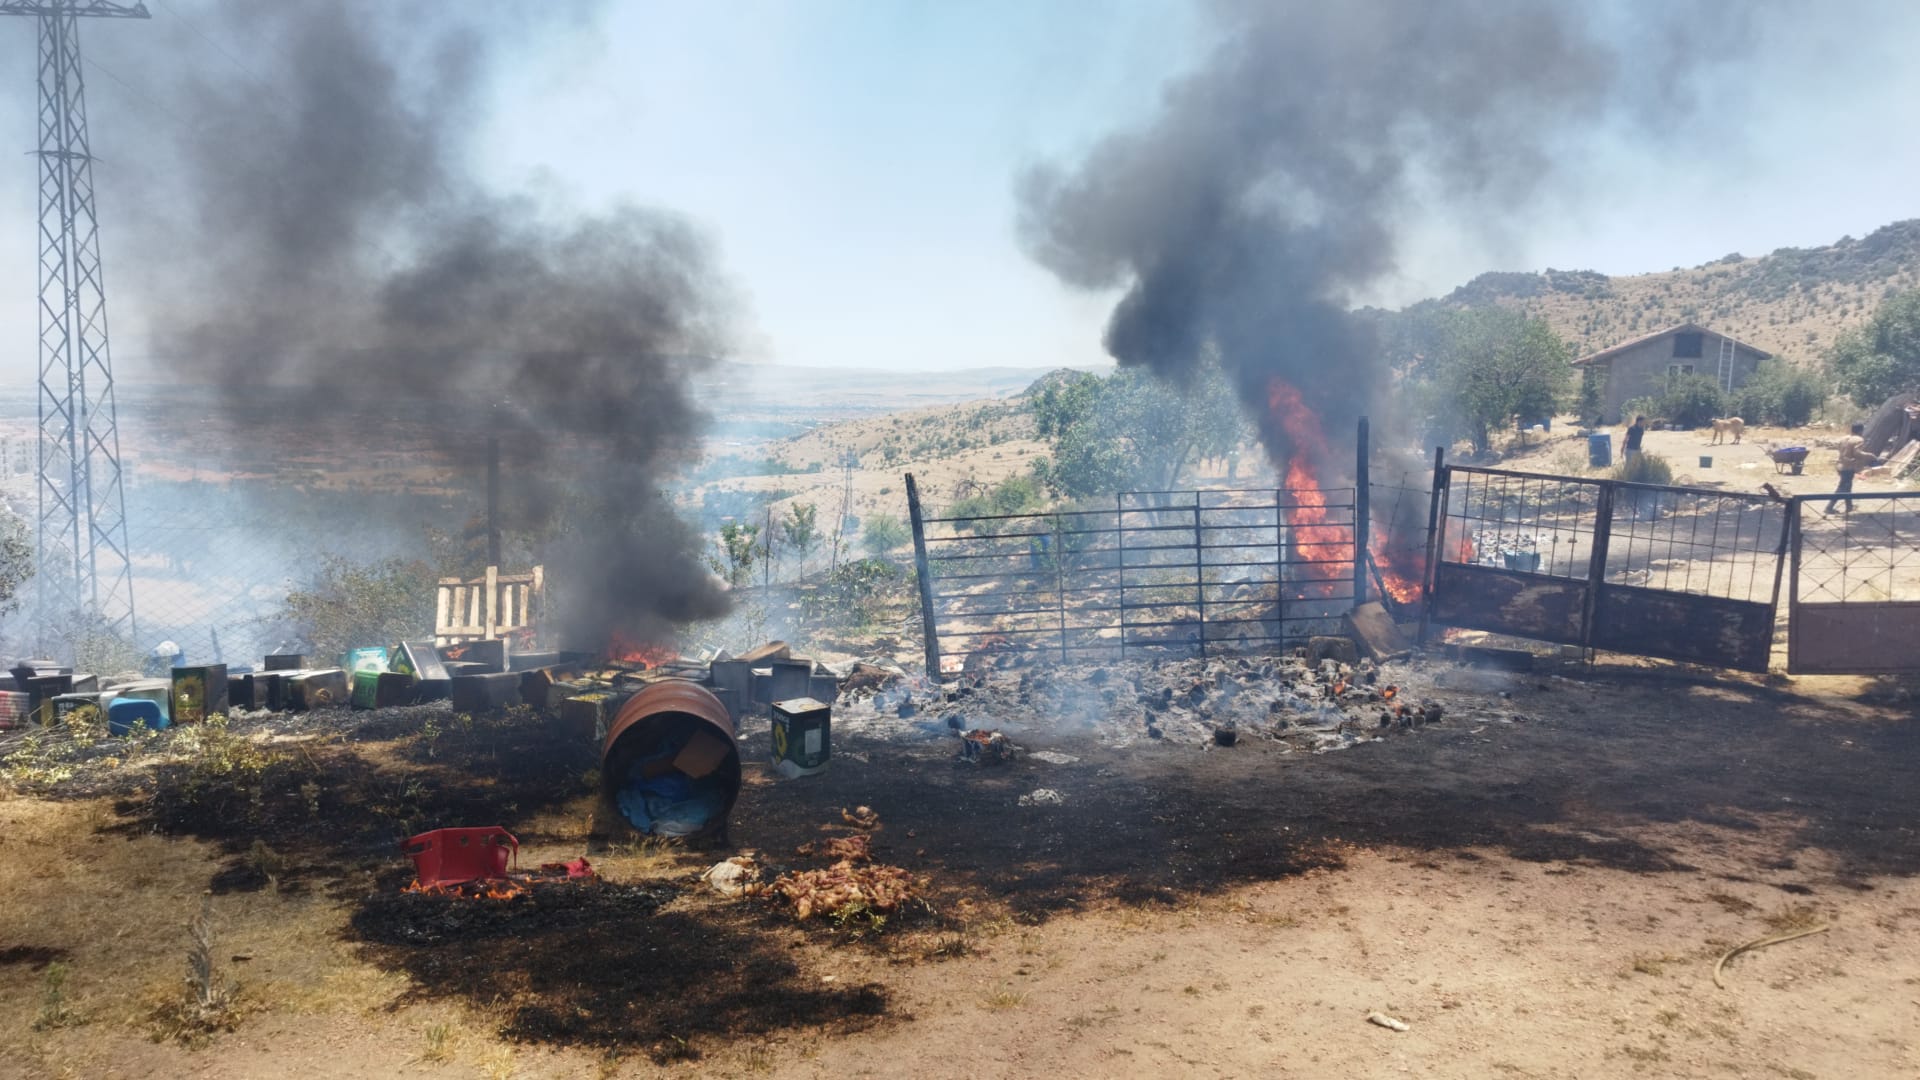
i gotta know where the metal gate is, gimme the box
[1424,466,1790,671]
[906,482,1359,668]
[1787,491,1920,674]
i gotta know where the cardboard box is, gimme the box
[672,726,734,779]
[264,653,307,671]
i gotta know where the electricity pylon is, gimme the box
[1,1,147,653]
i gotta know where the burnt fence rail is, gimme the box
[908,484,1359,669]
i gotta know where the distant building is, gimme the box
[1573,323,1771,423]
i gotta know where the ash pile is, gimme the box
[844,638,1445,754]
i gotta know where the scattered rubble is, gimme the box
[834,648,1486,753]
[700,855,762,898]
[1018,788,1066,807]
[764,862,923,921]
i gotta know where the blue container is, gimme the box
[1587,432,1613,469]
[107,697,167,736]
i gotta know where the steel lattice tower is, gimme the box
[2,1,145,651]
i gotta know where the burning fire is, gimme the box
[1265,379,1423,602]
[403,878,528,901]
[609,632,676,667]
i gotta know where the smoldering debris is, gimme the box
[835,651,1523,754]
[1016,0,1771,464]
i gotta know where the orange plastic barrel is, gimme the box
[599,681,741,840]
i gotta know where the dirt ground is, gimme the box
[1,656,1916,1079]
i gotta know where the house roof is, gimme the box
[1572,323,1774,367]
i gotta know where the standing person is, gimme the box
[1623,415,1647,462]
[1825,422,1882,514]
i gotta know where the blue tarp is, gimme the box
[614,735,729,837]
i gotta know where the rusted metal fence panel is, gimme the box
[1787,492,1920,674]
[912,486,1357,669]
[1423,465,1789,671]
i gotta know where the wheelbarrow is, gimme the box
[1769,447,1809,475]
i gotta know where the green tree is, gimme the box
[1654,372,1728,428]
[1827,288,1920,406]
[1426,310,1574,454]
[0,505,30,617]
[716,522,760,585]
[780,502,820,559]
[1030,361,1248,498]
[860,513,909,555]
[276,556,436,661]
[1731,359,1828,426]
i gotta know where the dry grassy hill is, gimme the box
[1414,219,1920,361]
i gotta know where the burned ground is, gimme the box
[1,655,1914,1068]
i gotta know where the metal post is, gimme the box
[1274,486,1287,646]
[1581,481,1614,657]
[486,435,502,569]
[1354,415,1370,608]
[1053,513,1068,662]
[1417,447,1446,645]
[1783,498,1803,672]
[1193,494,1206,657]
[1116,493,1127,661]
[905,473,942,678]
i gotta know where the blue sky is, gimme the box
[1,1,1918,378]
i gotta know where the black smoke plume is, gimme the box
[1017,0,1764,472]
[108,2,734,649]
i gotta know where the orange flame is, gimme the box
[1267,378,1430,605]
[609,632,676,667]
[403,878,529,901]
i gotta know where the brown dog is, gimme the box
[1710,417,1745,445]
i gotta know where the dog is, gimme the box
[1710,417,1745,445]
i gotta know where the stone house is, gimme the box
[1573,323,1771,423]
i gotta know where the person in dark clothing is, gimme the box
[1623,416,1647,460]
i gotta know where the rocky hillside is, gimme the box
[1408,219,1920,362]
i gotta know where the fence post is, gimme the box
[483,564,498,642]
[1784,498,1803,672]
[1580,481,1614,656]
[1417,447,1447,645]
[905,473,942,679]
[486,435,502,569]
[1193,494,1206,657]
[1116,493,1127,661]
[1354,415,1370,608]
[1054,513,1068,662]
[1274,486,1287,646]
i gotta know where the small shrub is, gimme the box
[34,962,75,1030]
[1615,452,1674,486]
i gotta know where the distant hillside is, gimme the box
[1405,219,1920,361]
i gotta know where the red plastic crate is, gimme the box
[401,827,518,887]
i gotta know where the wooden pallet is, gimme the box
[436,565,543,645]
